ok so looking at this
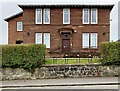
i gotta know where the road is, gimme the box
[0,77,119,90]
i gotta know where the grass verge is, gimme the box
[45,58,101,64]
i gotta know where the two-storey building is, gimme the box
[5,3,114,57]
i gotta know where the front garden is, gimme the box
[0,42,120,80]
[1,42,120,70]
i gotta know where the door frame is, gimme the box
[61,33,71,52]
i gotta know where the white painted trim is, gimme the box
[35,8,42,24]
[63,8,70,24]
[43,8,50,24]
[83,8,89,24]
[91,8,98,24]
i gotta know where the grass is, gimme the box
[44,58,101,65]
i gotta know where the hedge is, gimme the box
[100,42,120,65]
[1,44,46,69]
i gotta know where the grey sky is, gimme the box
[0,0,119,44]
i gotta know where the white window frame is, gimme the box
[82,33,89,48]
[17,21,23,31]
[35,33,42,44]
[91,8,98,24]
[63,8,70,24]
[44,33,50,48]
[43,8,50,24]
[35,8,42,24]
[83,8,89,24]
[90,33,98,48]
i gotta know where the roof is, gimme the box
[4,12,23,21]
[18,3,114,8]
[5,2,114,22]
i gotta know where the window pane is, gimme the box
[82,33,89,48]
[35,33,42,44]
[83,9,89,24]
[90,33,98,48]
[44,33,50,48]
[36,9,42,24]
[63,9,70,24]
[44,9,50,24]
[91,9,97,24]
[17,22,23,31]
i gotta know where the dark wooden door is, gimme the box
[62,39,70,52]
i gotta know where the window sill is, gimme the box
[82,48,98,50]
[82,24,98,25]
[63,23,70,25]
[17,30,23,32]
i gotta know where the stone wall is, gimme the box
[0,64,119,80]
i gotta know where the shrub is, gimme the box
[1,44,46,69]
[100,42,120,65]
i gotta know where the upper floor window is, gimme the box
[83,8,98,24]
[44,9,50,24]
[83,8,89,24]
[63,8,70,24]
[17,21,23,31]
[91,9,98,24]
[35,9,42,24]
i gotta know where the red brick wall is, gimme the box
[8,7,111,53]
[8,15,23,44]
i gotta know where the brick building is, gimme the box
[5,3,114,57]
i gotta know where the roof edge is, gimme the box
[18,4,114,8]
[4,11,23,22]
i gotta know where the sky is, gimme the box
[0,0,119,44]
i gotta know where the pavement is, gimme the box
[0,77,119,89]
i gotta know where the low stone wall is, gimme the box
[0,64,119,80]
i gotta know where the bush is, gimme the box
[100,42,120,65]
[1,44,46,69]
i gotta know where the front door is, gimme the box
[62,39,70,52]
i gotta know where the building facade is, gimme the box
[5,4,113,57]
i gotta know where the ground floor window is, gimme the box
[90,33,98,48]
[82,33,89,48]
[35,33,42,44]
[35,32,50,48]
[44,33,50,48]
[82,33,98,48]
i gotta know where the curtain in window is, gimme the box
[44,33,50,48]
[91,9,97,24]
[36,9,42,24]
[35,33,42,44]
[44,9,50,24]
[82,33,89,48]
[63,9,70,24]
[90,33,98,48]
[83,9,89,24]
